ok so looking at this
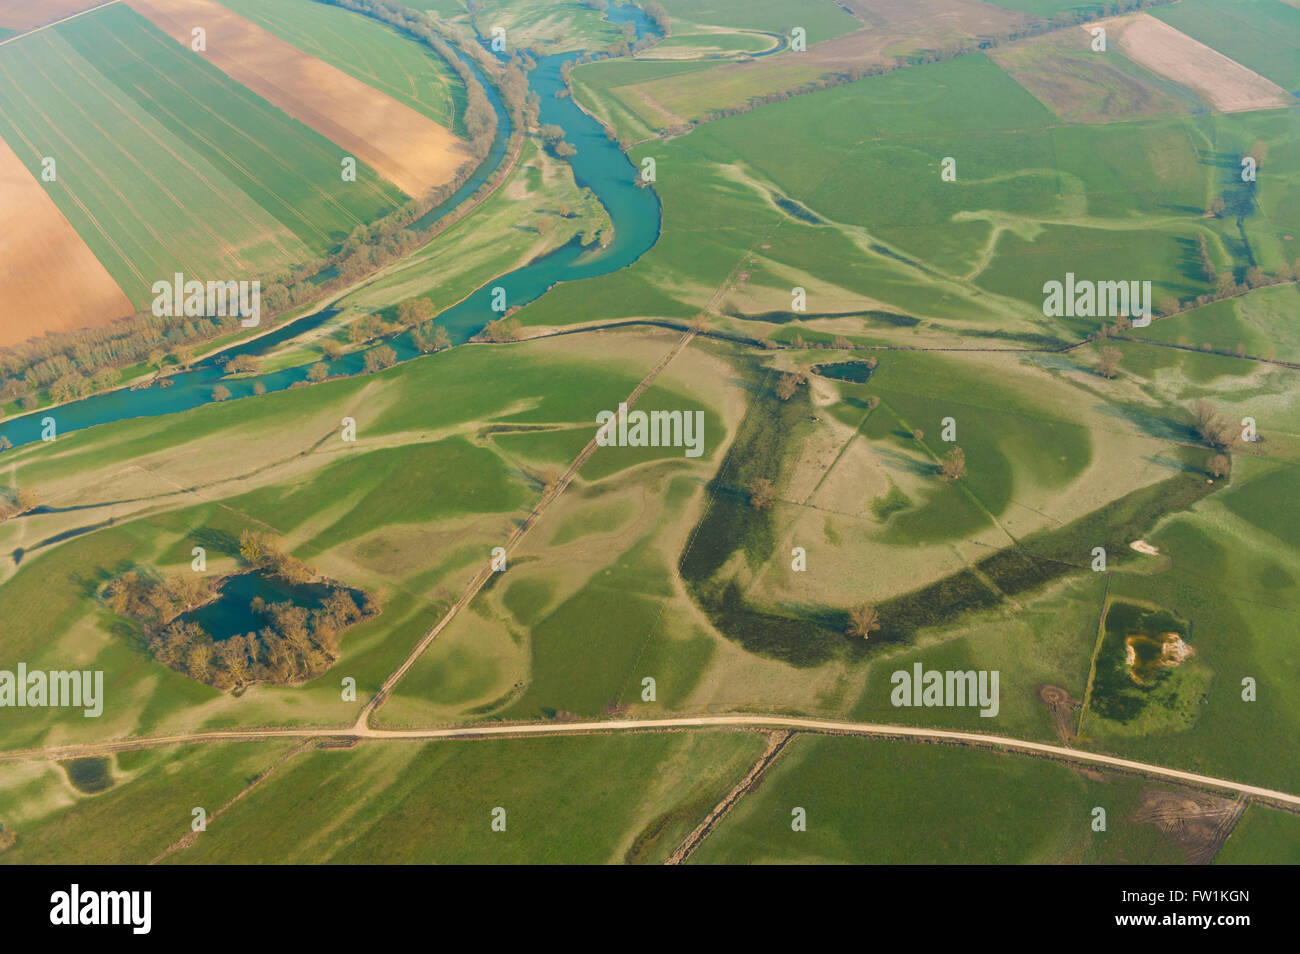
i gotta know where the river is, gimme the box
[0,3,661,451]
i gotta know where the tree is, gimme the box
[239,529,280,567]
[432,326,451,352]
[940,446,967,481]
[252,381,267,396]
[1097,344,1122,379]
[307,363,330,383]
[396,298,434,328]
[211,385,232,402]
[748,477,776,510]
[1190,400,1238,451]
[775,372,801,401]
[363,346,397,373]
[319,339,344,360]
[1207,195,1226,218]
[1207,454,1231,478]
[912,428,924,441]
[847,604,881,640]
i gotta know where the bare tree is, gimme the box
[748,477,776,510]
[847,604,881,640]
[1097,344,1122,379]
[941,446,967,481]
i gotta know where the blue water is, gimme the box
[0,3,661,450]
[186,571,359,642]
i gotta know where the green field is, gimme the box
[0,4,403,306]
[218,0,469,135]
[164,733,766,864]
[692,735,1231,864]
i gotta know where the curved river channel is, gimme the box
[0,3,662,450]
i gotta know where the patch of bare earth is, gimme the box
[1038,685,1079,743]
[1132,788,1247,864]
[0,134,134,348]
[126,0,472,199]
[1103,14,1291,113]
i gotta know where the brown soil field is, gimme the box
[0,0,112,33]
[0,134,134,349]
[1104,14,1292,113]
[127,0,472,199]
[990,28,1194,123]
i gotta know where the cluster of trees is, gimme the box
[476,315,521,343]
[1190,400,1245,453]
[641,1,670,36]
[774,370,807,400]
[105,530,378,691]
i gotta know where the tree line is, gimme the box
[104,530,378,692]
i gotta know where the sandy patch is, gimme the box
[1102,14,1291,113]
[127,0,472,198]
[0,133,134,348]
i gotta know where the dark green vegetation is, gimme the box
[1089,600,1203,727]
[61,757,115,795]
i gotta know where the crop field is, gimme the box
[128,0,471,199]
[0,0,108,32]
[1107,13,1292,113]
[0,4,406,306]
[1153,0,1300,93]
[989,26,1205,122]
[0,133,134,346]
[215,0,469,134]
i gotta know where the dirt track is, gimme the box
[5,714,1299,811]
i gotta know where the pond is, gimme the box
[185,571,363,642]
[811,360,877,383]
